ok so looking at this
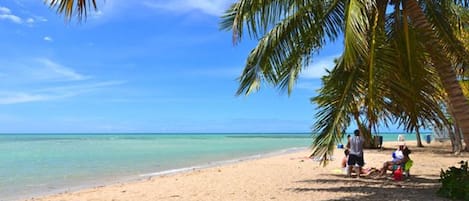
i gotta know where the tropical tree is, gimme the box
[47,1,469,158]
[220,0,469,162]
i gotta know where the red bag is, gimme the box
[393,167,403,181]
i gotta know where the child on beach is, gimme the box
[342,148,376,176]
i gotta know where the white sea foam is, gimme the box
[139,146,308,177]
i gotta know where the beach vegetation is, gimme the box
[220,0,469,163]
[437,160,469,200]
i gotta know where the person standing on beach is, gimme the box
[347,129,364,178]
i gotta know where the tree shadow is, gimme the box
[289,175,449,201]
[370,144,467,158]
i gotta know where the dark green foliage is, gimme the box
[437,161,469,200]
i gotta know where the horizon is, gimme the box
[0,131,431,135]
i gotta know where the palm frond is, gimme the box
[235,0,345,95]
[310,57,363,165]
[423,0,469,65]
[220,0,303,44]
[342,0,370,70]
[47,0,97,21]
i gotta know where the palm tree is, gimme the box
[220,0,469,161]
[48,1,469,156]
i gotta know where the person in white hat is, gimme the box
[397,134,405,144]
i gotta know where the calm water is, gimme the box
[0,133,421,200]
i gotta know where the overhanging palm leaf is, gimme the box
[424,0,469,65]
[221,0,345,95]
[310,57,361,165]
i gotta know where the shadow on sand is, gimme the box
[288,174,450,201]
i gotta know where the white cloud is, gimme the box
[26,17,34,23]
[35,16,48,22]
[0,81,126,105]
[0,58,89,82]
[0,13,22,24]
[0,92,49,104]
[43,36,53,42]
[36,58,88,81]
[0,6,11,14]
[0,6,46,25]
[143,0,233,16]
[301,55,340,79]
[0,6,23,24]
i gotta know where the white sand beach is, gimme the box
[26,141,467,201]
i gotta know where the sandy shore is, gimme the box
[26,141,467,201]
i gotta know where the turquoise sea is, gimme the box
[0,133,420,201]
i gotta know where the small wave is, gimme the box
[139,146,308,178]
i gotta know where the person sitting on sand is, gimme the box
[341,149,350,174]
[342,149,376,176]
[380,146,411,176]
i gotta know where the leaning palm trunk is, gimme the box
[447,101,463,153]
[405,0,469,151]
[416,127,423,147]
[453,121,463,153]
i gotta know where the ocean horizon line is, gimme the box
[0,131,431,135]
[0,132,311,135]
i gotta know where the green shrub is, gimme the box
[437,161,469,200]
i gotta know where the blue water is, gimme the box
[0,133,421,200]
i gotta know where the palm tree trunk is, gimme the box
[453,122,463,154]
[447,103,463,153]
[416,127,423,147]
[405,0,469,151]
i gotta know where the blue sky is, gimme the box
[0,0,344,133]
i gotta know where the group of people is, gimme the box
[340,130,412,178]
